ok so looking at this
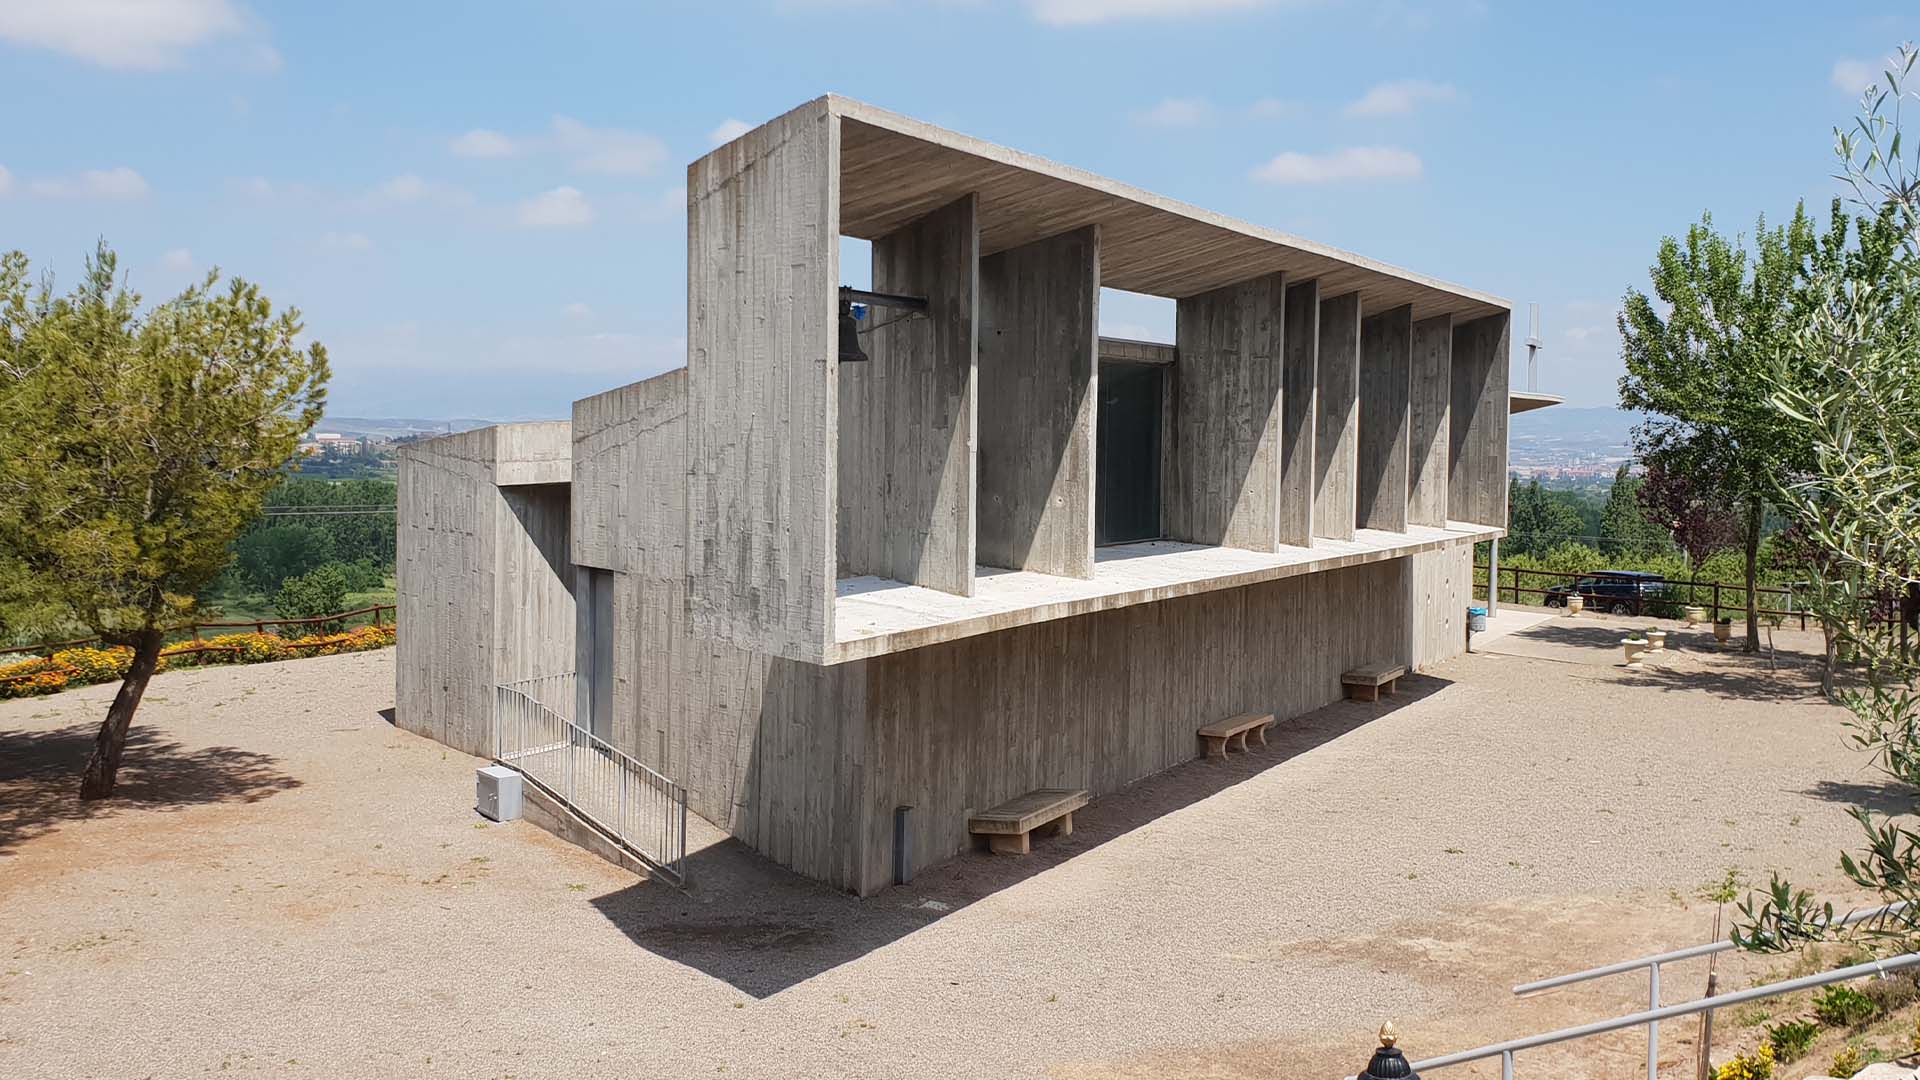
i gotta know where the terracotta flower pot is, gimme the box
[1622,637,1649,666]
[1713,620,1731,643]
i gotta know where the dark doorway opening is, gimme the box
[1096,361,1165,545]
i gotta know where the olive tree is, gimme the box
[0,244,328,799]
[1735,46,1920,953]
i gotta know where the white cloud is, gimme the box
[322,231,373,251]
[26,166,150,199]
[1132,97,1215,128]
[451,115,667,176]
[357,174,474,212]
[1343,79,1459,118]
[518,186,594,228]
[0,166,11,197]
[367,174,429,205]
[1030,0,1276,25]
[160,247,193,271]
[708,118,753,146]
[1247,97,1304,120]
[1251,146,1423,184]
[1832,57,1883,95]
[449,128,517,158]
[0,0,268,70]
[551,116,667,176]
[562,301,592,319]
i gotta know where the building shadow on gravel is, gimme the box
[0,721,301,856]
[587,673,1453,999]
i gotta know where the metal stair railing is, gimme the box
[1366,901,1914,1079]
[494,673,688,885]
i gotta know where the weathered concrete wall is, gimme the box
[1407,315,1452,528]
[1449,312,1511,528]
[856,557,1416,894]
[977,225,1099,578]
[572,370,687,573]
[1313,291,1361,541]
[1408,543,1471,669]
[396,426,575,759]
[1357,304,1412,533]
[1169,271,1286,551]
[838,194,977,595]
[686,97,839,662]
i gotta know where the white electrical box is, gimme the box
[476,765,523,822]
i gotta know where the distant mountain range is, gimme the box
[315,417,496,440]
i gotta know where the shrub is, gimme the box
[1829,1045,1867,1079]
[1764,1019,1819,1063]
[1813,984,1878,1027]
[1861,971,1920,1014]
[50,646,133,683]
[0,656,71,698]
[274,564,350,631]
[1714,1041,1775,1080]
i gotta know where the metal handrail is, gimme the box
[1393,952,1920,1079]
[1515,900,1911,995]
[495,674,689,885]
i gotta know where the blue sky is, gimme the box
[1,1,1912,419]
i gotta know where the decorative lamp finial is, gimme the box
[1378,1021,1398,1049]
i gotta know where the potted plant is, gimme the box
[1622,636,1650,666]
[1566,593,1585,616]
[1683,604,1708,626]
[1645,628,1667,651]
[1713,616,1732,643]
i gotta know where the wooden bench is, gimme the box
[1197,712,1275,758]
[968,789,1090,855]
[1342,663,1407,702]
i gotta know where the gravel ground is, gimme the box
[0,613,1890,1079]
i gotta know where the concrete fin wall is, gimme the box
[1312,291,1361,541]
[1279,279,1319,547]
[572,369,688,573]
[1448,311,1512,527]
[1408,544,1470,668]
[1356,304,1412,533]
[1407,315,1452,528]
[977,225,1099,578]
[838,194,978,595]
[686,97,839,662]
[1168,271,1286,551]
[396,427,576,759]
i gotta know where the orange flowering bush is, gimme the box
[0,621,397,697]
[0,656,72,698]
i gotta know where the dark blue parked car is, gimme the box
[1543,570,1671,615]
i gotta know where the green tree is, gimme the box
[1734,45,1920,955]
[0,244,328,799]
[233,522,337,593]
[274,563,350,632]
[1619,202,1821,651]
[1598,466,1670,558]
[1506,478,1584,556]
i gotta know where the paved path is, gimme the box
[0,619,1879,1079]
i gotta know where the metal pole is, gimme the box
[1488,538,1501,616]
[1502,1050,1514,1080]
[1648,961,1660,1079]
[1694,971,1718,1080]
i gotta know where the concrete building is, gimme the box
[396,96,1512,895]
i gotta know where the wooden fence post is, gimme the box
[1712,583,1721,622]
